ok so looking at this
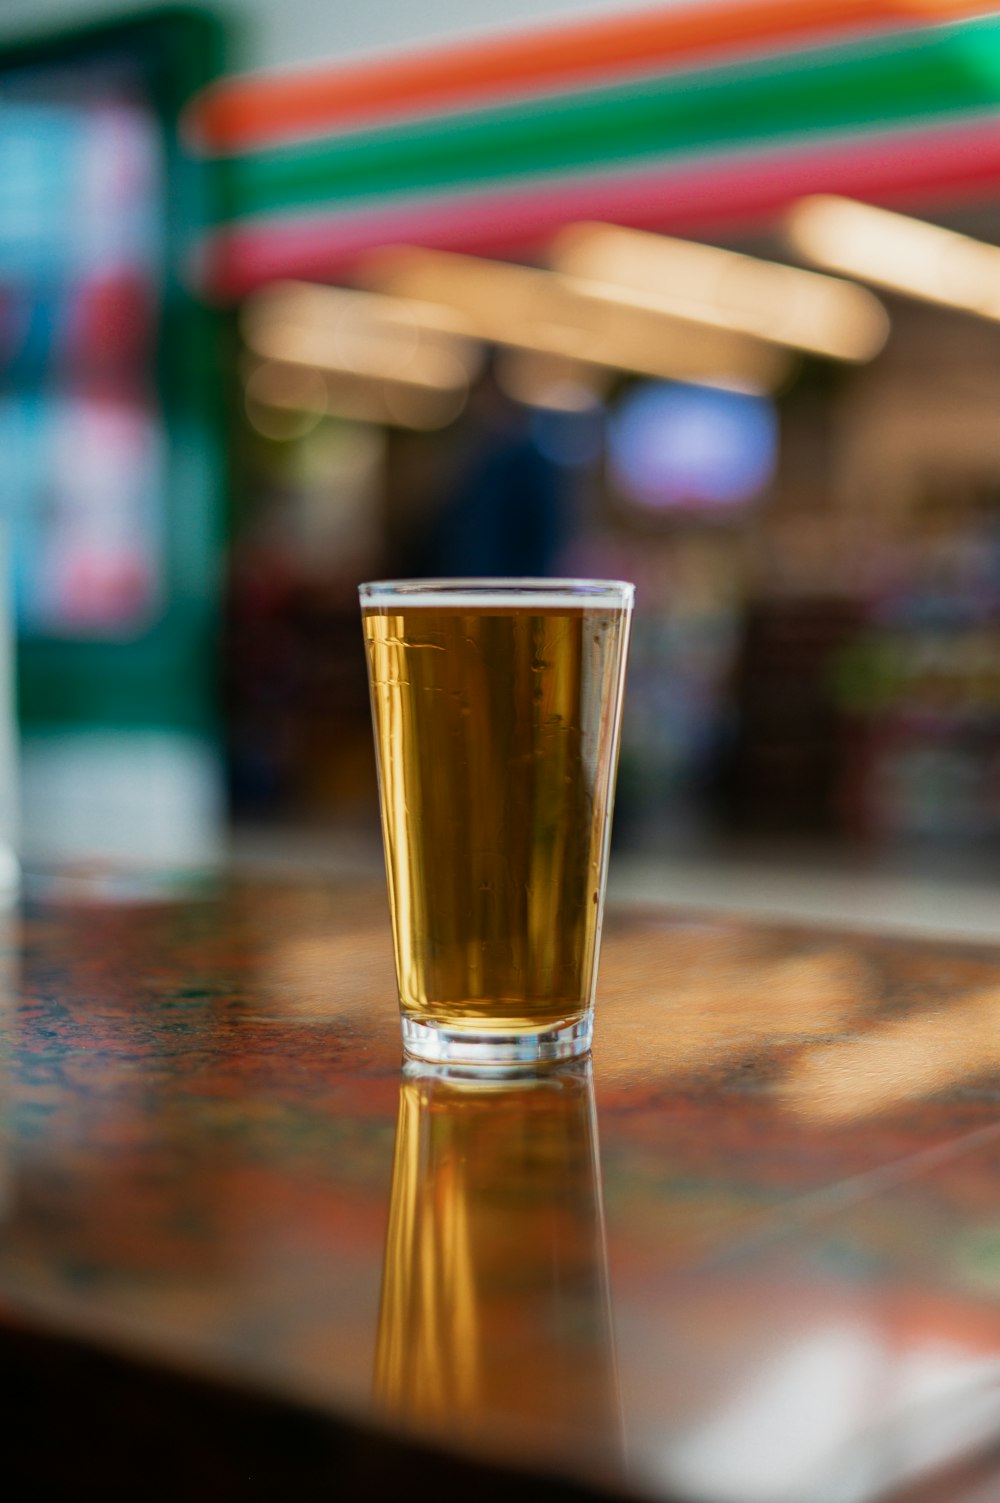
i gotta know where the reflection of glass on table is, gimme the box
[374,1059,621,1475]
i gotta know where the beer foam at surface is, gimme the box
[361,585,632,611]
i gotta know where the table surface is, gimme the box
[6,873,1000,1501]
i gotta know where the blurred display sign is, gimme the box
[0,49,164,638]
[0,14,222,651]
[0,14,226,870]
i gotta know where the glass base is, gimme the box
[400,1012,593,1066]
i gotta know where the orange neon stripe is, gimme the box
[187,0,1000,153]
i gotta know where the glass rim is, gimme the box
[359,577,634,606]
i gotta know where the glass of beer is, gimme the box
[360,578,633,1064]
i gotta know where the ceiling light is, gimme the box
[552,222,889,362]
[787,195,1000,321]
[240,280,480,391]
[360,248,790,391]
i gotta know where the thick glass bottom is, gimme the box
[399,1011,593,1065]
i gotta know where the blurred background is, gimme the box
[7,0,1000,924]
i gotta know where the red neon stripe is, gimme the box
[197,115,1000,300]
[186,0,1000,154]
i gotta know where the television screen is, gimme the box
[608,380,778,514]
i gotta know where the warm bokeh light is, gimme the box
[360,247,791,390]
[594,930,870,1086]
[242,356,468,433]
[493,349,608,412]
[552,222,890,362]
[240,280,480,391]
[787,195,1000,320]
[780,985,1000,1122]
[243,360,328,440]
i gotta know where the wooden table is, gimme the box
[5,874,1000,1501]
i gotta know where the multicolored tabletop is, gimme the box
[5,875,1000,1500]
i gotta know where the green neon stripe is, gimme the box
[218,17,1000,224]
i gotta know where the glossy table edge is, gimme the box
[0,1310,634,1501]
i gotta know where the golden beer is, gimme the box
[361,581,632,1062]
[374,1061,621,1468]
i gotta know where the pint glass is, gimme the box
[360,579,633,1063]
